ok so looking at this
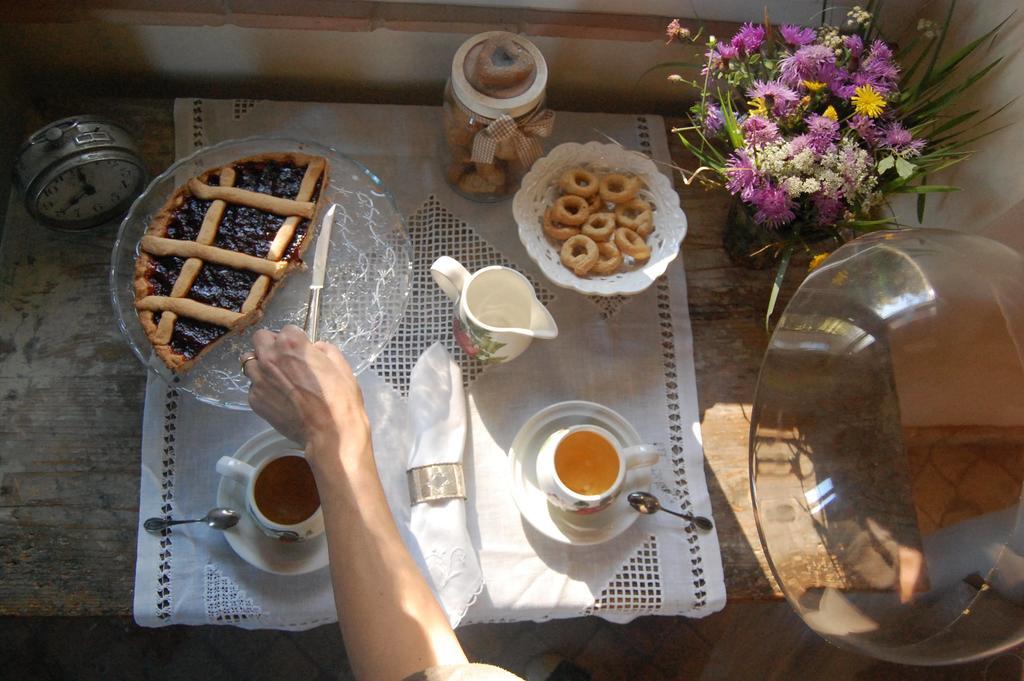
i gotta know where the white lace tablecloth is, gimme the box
[133,99,726,629]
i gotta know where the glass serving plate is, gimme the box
[110,137,413,410]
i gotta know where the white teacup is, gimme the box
[216,450,324,543]
[536,424,659,515]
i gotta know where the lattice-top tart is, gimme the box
[133,153,329,371]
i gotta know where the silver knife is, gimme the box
[304,204,336,342]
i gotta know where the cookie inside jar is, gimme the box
[442,31,551,202]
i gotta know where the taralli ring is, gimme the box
[615,198,654,237]
[543,209,581,241]
[581,212,616,242]
[553,195,590,226]
[599,173,641,204]
[614,228,651,261]
[592,240,623,275]
[558,168,600,198]
[239,351,258,370]
[560,235,599,275]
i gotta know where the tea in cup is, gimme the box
[216,451,324,542]
[535,425,658,514]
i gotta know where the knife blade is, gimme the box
[304,204,336,341]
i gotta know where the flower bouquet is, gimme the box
[665,2,1010,322]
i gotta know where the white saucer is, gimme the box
[216,429,330,576]
[509,401,654,546]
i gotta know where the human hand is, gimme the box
[243,325,370,461]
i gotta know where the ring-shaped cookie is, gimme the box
[553,195,590,226]
[542,209,581,241]
[476,37,534,89]
[599,173,641,204]
[581,212,616,242]
[614,228,651,261]
[592,240,623,275]
[558,168,599,198]
[560,235,599,275]
[588,192,606,215]
[615,198,654,236]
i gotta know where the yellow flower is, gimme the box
[803,80,826,93]
[823,105,839,121]
[799,95,811,108]
[851,84,886,118]
[808,253,830,271]
[748,97,768,117]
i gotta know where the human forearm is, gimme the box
[310,438,467,681]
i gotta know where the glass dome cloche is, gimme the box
[750,229,1024,665]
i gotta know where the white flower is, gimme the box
[783,176,804,197]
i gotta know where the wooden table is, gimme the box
[0,98,794,616]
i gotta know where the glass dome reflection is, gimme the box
[750,229,1024,665]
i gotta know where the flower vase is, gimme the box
[722,200,777,270]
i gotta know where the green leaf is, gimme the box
[675,130,726,166]
[926,109,980,137]
[895,157,917,179]
[892,184,961,194]
[927,97,1018,146]
[765,245,793,332]
[906,57,1004,124]
[717,89,745,150]
[913,0,957,97]
[928,13,1013,85]
[917,193,927,222]
[877,155,895,173]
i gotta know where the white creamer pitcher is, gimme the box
[431,256,558,363]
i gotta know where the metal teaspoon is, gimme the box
[627,492,714,531]
[144,507,241,533]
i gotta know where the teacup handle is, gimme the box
[623,445,660,470]
[216,456,256,485]
[431,256,472,302]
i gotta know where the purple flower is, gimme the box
[869,39,893,62]
[881,122,927,157]
[805,113,839,153]
[703,102,723,134]
[858,64,899,91]
[855,44,901,94]
[780,44,837,87]
[848,115,880,146]
[703,44,738,74]
[742,116,781,147]
[746,80,799,116]
[750,184,796,228]
[731,22,766,54]
[717,43,740,61]
[812,191,843,225]
[779,24,816,47]
[829,73,857,99]
[725,149,760,200]
[789,134,814,155]
[844,34,865,58]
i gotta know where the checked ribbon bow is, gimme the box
[471,109,555,167]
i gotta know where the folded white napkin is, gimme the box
[408,343,484,628]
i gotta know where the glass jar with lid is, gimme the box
[442,31,553,202]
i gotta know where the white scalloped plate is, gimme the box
[513,142,687,297]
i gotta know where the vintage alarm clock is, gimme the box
[15,115,147,231]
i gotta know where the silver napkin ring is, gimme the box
[408,463,466,505]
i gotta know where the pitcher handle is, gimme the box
[431,256,472,302]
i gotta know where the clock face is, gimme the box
[34,158,144,225]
